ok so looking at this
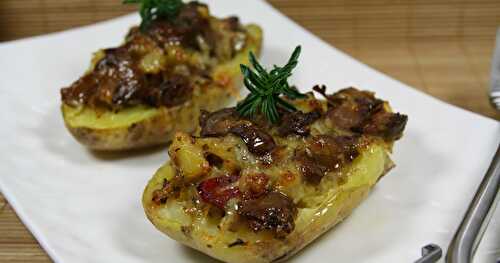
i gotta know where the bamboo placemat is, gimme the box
[1,0,499,41]
[0,0,499,262]
[1,0,499,120]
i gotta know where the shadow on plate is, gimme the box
[180,245,220,263]
[89,143,168,161]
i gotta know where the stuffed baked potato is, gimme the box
[143,81,407,262]
[60,2,262,150]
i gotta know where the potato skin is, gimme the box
[142,139,393,263]
[62,86,233,151]
[62,25,262,151]
[144,181,372,263]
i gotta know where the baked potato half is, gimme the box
[143,86,407,262]
[60,2,262,150]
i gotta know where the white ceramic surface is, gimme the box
[0,0,499,262]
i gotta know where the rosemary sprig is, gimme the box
[237,46,306,123]
[123,0,184,31]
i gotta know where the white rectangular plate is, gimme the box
[0,0,499,262]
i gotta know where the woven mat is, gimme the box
[1,0,499,120]
[1,0,499,41]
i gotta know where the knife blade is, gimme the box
[490,27,500,110]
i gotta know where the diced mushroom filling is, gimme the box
[277,110,321,136]
[61,2,249,110]
[199,108,277,156]
[315,85,408,141]
[296,135,360,184]
[238,192,298,238]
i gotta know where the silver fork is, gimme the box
[414,144,500,263]
[446,144,500,263]
[415,27,500,263]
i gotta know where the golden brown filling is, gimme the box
[61,2,248,110]
[151,86,408,238]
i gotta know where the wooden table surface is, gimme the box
[1,0,499,262]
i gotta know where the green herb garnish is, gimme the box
[236,46,306,123]
[123,0,184,31]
